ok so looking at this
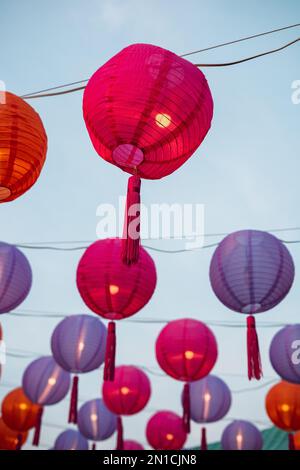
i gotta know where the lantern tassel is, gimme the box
[68,375,79,423]
[32,406,44,446]
[182,382,191,433]
[104,321,116,381]
[116,416,124,450]
[247,315,262,380]
[201,427,208,451]
[122,175,141,265]
[288,433,295,450]
[91,442,96,450]
[15,433,23,451]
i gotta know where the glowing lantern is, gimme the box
[210,230,294,380]
[77,238,156,381]
[0,242,32,313]
[102,365,151,449]
[123,440,144,450]
[51,314,107,424]
[22,356,71,446]
[0,92,47,202]
[0,417,28,450]
[2,387,41,434]
[266,381,300,450]
[54,429,88,450]
[146,411,187,450]
[77,398,117,449]
[156,318,218,433]
[83,43,213,264]
[188,374,231,449]
[221,420,263,450]
[270,325,300,383]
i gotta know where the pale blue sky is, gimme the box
[1,0,300,449]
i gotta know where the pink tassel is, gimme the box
[68,375,79,423]
[247,315,262,380]
[104,321,116,381]
[122,175,141,265]
[288,433,295,450]
[15,433,23,451]
[116,416,124,450]
[201,427,207,450]
[91,442,96,450]
[32,406,44,446]
[182,383,191,433]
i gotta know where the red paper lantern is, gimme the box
[77,238,156,381]
[0,92,47,202]
[83,43,213,264]
[146,411,187,450]
[0,417,27,450]
[102,365,151,450]
[156,318,218,433]
[2,387,41,433]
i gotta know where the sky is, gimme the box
[1,0,300,450]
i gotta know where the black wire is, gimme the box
[21,79,88,98]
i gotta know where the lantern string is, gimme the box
[21,23,300,99]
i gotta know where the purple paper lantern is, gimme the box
[221,420,263,450]
[51,314,107,424]
[78,398,117,442]
[0,242,32,313]
[210,230,295,380]
[54,429,89,450]
[270,325,300,384]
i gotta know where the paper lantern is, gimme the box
[102,365,151,450]
[51,314,107,424]
[83,43,213,264]
[77,238,156,381]
[22,356,71,446]
[54,429,88,450]
[146,411,187,450]
[0,417,28,450]
[221,420,263,450]
[0,242,32,313]
[266,381,300,449]
[2,387,41,432]
[123,440,144,450]
[156,318,217,432]
[78,398,117,447]
[0,92,47,202]
[189,375,231,449]
[270,325,300,384]
[210,230,294,380]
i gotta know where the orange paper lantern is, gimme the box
[2,387,41,432]
[0,92,47,202]
[0,417,27,450]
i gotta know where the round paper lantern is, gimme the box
[51,314,107,424]
[270,325,300,384]
[0,91,47,202]
[102,365,151,450]
[0,417,27,450]
[123,440,144,450]
[0,242,32,313]
[189,375,231,450]
[83,43,213,264]
[156,318,218,432]
[2,387,41,432]
[22,356,71,446]
[210,230,294,380]
[78,398,117,446]
[146,411,187,450]
[54,429,88,450]
[266,381,300,449]
[77,238,156,381]
[221,420,263,450]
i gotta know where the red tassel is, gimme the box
[247,315,262,380]
[201,427,208,450]
[15,433,23,451]
[104,321,116,381]
[91,442,96,450]
[122,175,141,265]
[116,416,124,450]
[68,375,79,423]
[32,406,44,446]
[288,433,295,450]
[182,383,191,433]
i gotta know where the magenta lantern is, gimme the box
[146,411,187,450]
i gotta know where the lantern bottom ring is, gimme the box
[242,303,262,314]
[0,186,11,201]
[112,144,144,170]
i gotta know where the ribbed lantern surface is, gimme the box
[266,381,300,431]
[54,429,88,450]
[146,411,187,450]
[2,387,41,432]
[189,375,231,423]
[221,420,263,450]
[78,398,117,441]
